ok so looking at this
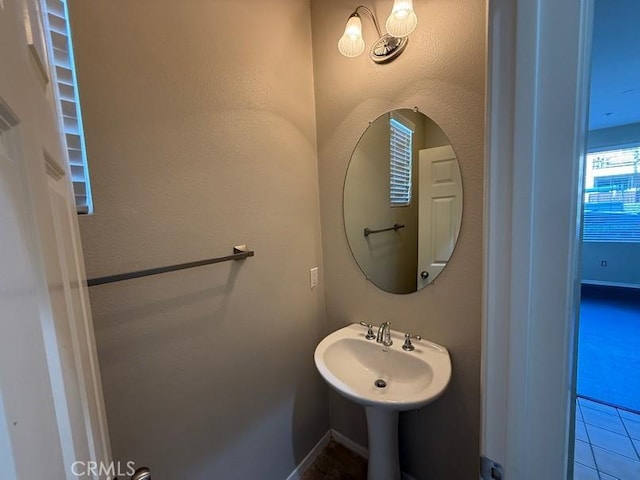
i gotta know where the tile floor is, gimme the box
[574,397,640,480]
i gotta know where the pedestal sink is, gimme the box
[314,323,452,480]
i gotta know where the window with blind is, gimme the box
[583,145,640,242]
[389,117,414,207]
[44,0,93,214]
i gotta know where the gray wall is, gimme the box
[582,243,640,286]
[310,0,485,478]
[583,123,640,287]
[71,0,329,478]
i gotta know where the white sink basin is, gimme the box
[314,323,451,411]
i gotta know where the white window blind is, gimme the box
[390,117,414,207]
[583,146,640,242]
[44,0,93,214]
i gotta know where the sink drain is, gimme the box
[374,379,387,388]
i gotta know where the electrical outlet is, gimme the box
[310,267,319,288]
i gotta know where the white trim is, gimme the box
[482,0,593,478]
[582,280,640,290]
[331,429,369,459]
[329,429,417,480]
[285,431,330,480]
[481,0,517,465]
[293,429,418,479]
[0,387,17,480]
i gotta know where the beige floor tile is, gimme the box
[573,462,599,480]
[619,409,640,423]
[575,439,596,469]
[582,407,626,434]
[575,420,589,442]
[580,398,618,415]
[593,445,640,480]
[586,423,638,459]
[622,418,640,441]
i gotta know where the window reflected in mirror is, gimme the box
[343,109,463,294]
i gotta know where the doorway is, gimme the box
[572,0,640,477]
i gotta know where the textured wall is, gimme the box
[70,0,329,478]
[310,0,485,478]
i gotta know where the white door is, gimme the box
[0,1,110,479]
[417,146,462,289]
[481,0,591,478]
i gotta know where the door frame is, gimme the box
[0,1,111,477]
[481,0,593,478]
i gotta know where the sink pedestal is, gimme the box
[365,406,400,480]
[314,324,452,479]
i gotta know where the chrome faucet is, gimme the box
[376,321,393,347]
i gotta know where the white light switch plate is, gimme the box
[310,267,319,288]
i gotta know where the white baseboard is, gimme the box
[330,429,369,458]
[285,428,418,480]
[285,431,331,480]
[582,280,640,289]
[329,429,417,480]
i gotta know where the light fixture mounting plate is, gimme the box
[369,34,408,64]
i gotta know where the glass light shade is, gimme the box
[385,0,418,38]
[338,15,365,57]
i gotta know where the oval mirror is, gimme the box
[343,109,463,294]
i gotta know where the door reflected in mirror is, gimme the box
[343,109,463,294]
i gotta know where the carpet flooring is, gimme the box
[577,285,640,412]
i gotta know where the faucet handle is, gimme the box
[402,333,422,351]
[359,322,376,340]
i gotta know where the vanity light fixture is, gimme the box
[338,1,418,64]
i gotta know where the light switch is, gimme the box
[310,267,319,288]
